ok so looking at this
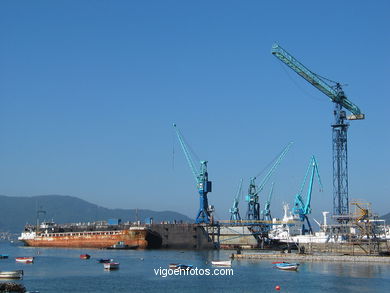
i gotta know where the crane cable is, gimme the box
[278,61,325,103]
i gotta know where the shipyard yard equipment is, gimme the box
[292,156,323,234]
[271,44,364,222]
[229,179,243,221]
[173,124,213,224]
[245,142,293,221]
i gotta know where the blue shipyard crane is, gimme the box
[173,124,213,224]
[261,182,274,221]
[271,44,364,221]
[292,156,323,234]
[246,142,293,221]
[229,179,243,221]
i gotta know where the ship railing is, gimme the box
[218,220,300,226]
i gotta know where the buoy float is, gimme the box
[275,285,281,291]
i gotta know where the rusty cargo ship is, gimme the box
[18,221,162,249]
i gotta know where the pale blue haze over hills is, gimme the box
[0,1,389,223]
[0,194,193,232]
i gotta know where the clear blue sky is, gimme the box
[1,1,389,222]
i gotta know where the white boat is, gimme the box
[0,270,24,279]
[274,262,299,271]
[15,257,34,263]
[269,205,346,244]
[211,260,232,267]
[104,262,120,270]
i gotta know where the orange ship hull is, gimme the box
[20,228,160,249]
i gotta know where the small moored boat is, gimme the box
[169,263,193,270]
[211,260,232,267]
[0,254,9,259]
[15,257,34,263]
[80,254,91,260]
[104,262,120,270]
[97,258,113,263]
[274,262,299,271]
[0,270,24,279]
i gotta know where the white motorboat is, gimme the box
[211,260,232,267]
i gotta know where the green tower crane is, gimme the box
[271,43,364,222]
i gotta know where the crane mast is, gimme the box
[271,44,364,221]
[246,177,260,221]
[173,124,213,224]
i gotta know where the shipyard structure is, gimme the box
[18,220,216,250]
[18,44,390,256]
[19,200,390,255]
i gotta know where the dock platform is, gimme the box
[232,253,390,263]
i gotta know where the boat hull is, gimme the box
[15,257,34,264]
[276,265,298,271]
[211,260,232,267]
[104,262,119,270]
[19,228,161,249]
[168,264,193,270]
[275,262,299,271]
[0,270,23,279]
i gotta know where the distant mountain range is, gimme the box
[0,195,193,233]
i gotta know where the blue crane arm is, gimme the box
[271,43,364,117]
[230,178,243,221]
[263,182,274,213]
[254,142,293,196]
[173,123,199,184]
[232,179,243,209]
[304,156,323,215]
[235,179,243,203]
[267,182,274,204]
[294,156,323,217]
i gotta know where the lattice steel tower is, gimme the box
[271,44,364,222]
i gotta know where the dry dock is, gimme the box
[232,253,390,263]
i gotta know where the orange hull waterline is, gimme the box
[19,225,162,249]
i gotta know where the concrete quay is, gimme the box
[232,253,390,263]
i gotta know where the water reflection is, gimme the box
[305,261,387,278]
[2,243,390,293]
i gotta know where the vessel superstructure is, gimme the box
[268,203,390,244]
[268,204,342,244]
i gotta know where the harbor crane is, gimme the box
[292,156,323,234]
[261,182,274,221]
[229,179,243,221]
[246,142,293,221]
[173,123,213,224]
[271,44,364,221]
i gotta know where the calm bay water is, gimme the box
[1,242,390,292]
